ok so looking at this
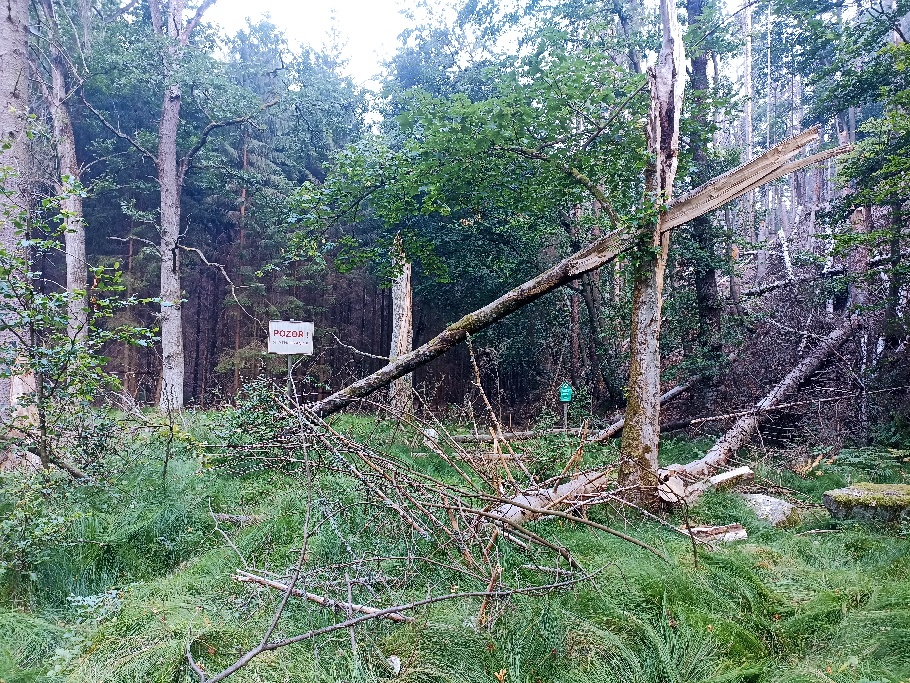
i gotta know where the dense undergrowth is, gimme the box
[1,408,908,683]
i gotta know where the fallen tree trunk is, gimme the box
[740,274,818,298]
[309,132,846,417]
[664,318,858,480]
[489,469,612,525]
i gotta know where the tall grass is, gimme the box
[0,415,907,682]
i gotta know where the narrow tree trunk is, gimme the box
[687,0,722,349]
[388,234,413,416]
[570,292,581,386]
[0,0,29,416]
[846,205,871,310]
[37,0,88,340]
[55,97,88,341]
[884,203,904,349]
[618,0,685,507]
[158,81,185,410]
[580,271,609,400]
[150,0,217,410]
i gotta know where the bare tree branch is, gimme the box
[80,91,158,166]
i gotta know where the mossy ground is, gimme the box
[1,417,908,683]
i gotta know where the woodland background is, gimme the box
[1,0,910,681]
[0,0,906,440]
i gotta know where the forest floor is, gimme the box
[1,412,909,683]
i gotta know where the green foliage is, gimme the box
[840,42,910,205]
[0,473,79,601]
[0,185,153,469]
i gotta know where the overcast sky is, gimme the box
[205,0,416,88]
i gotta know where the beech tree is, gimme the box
[32,0,89,341]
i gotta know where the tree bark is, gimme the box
[150,0,218,410]
[0,0,30,415]
[308,130,844,418]
[36,0,88,340]
[846,205,871,310]
[883,203,904,349]
[687,0,722,349]
[618,0,685,507]
[158,79,185,410]
[388,233,413,416]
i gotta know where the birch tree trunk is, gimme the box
[388,234,413,416]
[618,0,685,507]
[0,0,29,416]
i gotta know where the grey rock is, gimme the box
[740,493,801,527]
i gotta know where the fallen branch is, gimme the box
[449,378,697,444]
[590,379,698,443]
[233,570,415,623]
[309,132,846,417]
[664,317,858,481]
[190,570,605,683]
[740,273,819,297]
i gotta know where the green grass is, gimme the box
[1,413,908,683]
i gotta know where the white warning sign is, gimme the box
[268,320,314,355]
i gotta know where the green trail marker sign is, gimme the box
[559,383,573,432]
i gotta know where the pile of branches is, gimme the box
[190,385,678,682]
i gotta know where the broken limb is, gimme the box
[590,378,698,443]
[189,571,606,683]
[309,133,847,418]
[233,570,415,623]
[450,377,697,444]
